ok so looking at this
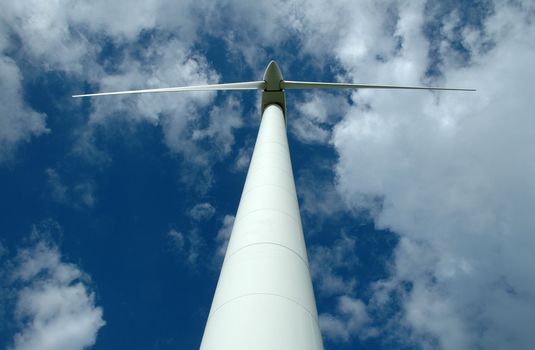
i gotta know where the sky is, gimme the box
[1,0,534,349]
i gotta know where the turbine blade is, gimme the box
[72,81,266,98]
[282,80,475,91]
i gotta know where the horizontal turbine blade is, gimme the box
[282,80,475,91]
[72,81,266,98]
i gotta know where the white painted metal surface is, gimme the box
[199,104,324,350]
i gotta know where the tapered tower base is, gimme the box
[199,104,323,350]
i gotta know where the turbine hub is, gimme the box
[262,61,286,118]
[263,61,284,91]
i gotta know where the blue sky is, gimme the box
[1,1,535,349]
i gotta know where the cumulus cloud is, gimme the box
[7,239,105,350]
[1,0,205,73]
[328,1,535,349]
[3,0,535,349]
[0,0,245,180]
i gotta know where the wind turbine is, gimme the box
[73,61,474,350]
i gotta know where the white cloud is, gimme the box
[1,1,91,74]
[232,144,253,172]
[0,55,48,161]
[2,1,535,348]
[45,169,69,204]
[189,202,216,222]
[0,0,204,73]
[310,234,358,296]
[85,39,220,153]
[297,163,347,220]
[319,296,374,342]
[291,92,349,144]
[0,0,244,174]
[168,228,202,265]
[328,1,535,349]
[168,229,186,251]
[9,240,105,350]
[215,215,234,257]
[168,214,234,268]
[78,37,241,191]
[45,168,96,208]
[192,96,243,155]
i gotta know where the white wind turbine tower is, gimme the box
[74,61,474,350]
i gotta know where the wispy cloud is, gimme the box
[189,202,216,222]
[45,168,96,208]
[291,91,349,144]
[320,296,376,342]
[0,56,48,162]
[310,234,358,296]
[167,228,203,266]
[215,215,234,257]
